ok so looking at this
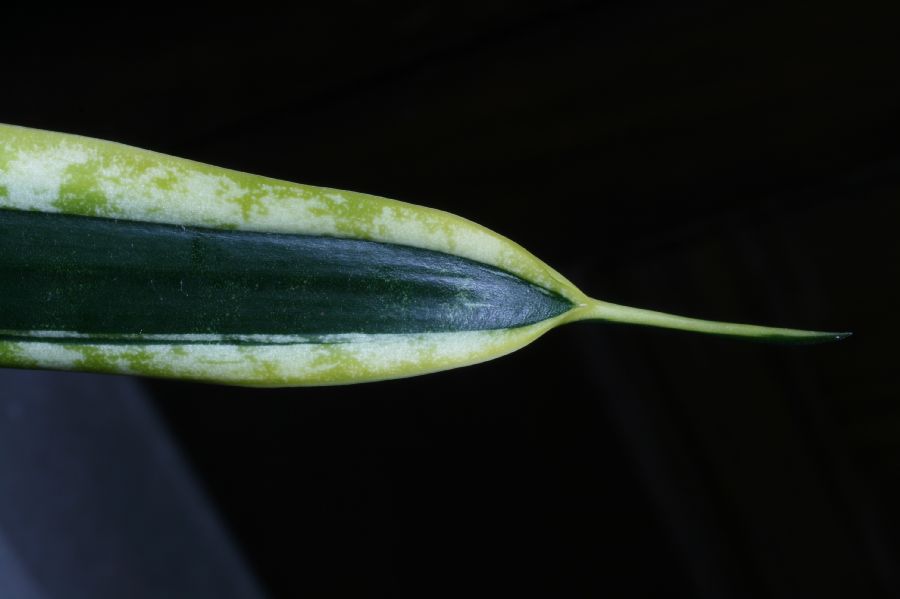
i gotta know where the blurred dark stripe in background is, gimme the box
[0,372,265,599]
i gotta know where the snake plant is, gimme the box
[0,124,848,386]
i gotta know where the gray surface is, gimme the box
[0,369,266,599]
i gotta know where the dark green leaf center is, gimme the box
[0,209,573,343]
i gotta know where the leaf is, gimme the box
[0,124,849,386]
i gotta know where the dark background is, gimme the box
[1,2,898,597]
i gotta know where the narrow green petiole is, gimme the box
[568,299,851,344]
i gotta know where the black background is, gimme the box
[2,2,898,597]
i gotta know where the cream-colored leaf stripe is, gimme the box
[0,318,566,387]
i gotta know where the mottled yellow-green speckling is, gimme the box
[0,139,22,172]
[306,189,385,235]
[62,344,179,379]
[149,168,180,192]
[237,346,282,382]
[330,194,454,250]
[229,187,271,222]
[0,342,36,368]
[54,159,118,216]
[120,347,165,375]
[67,345,118,372]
